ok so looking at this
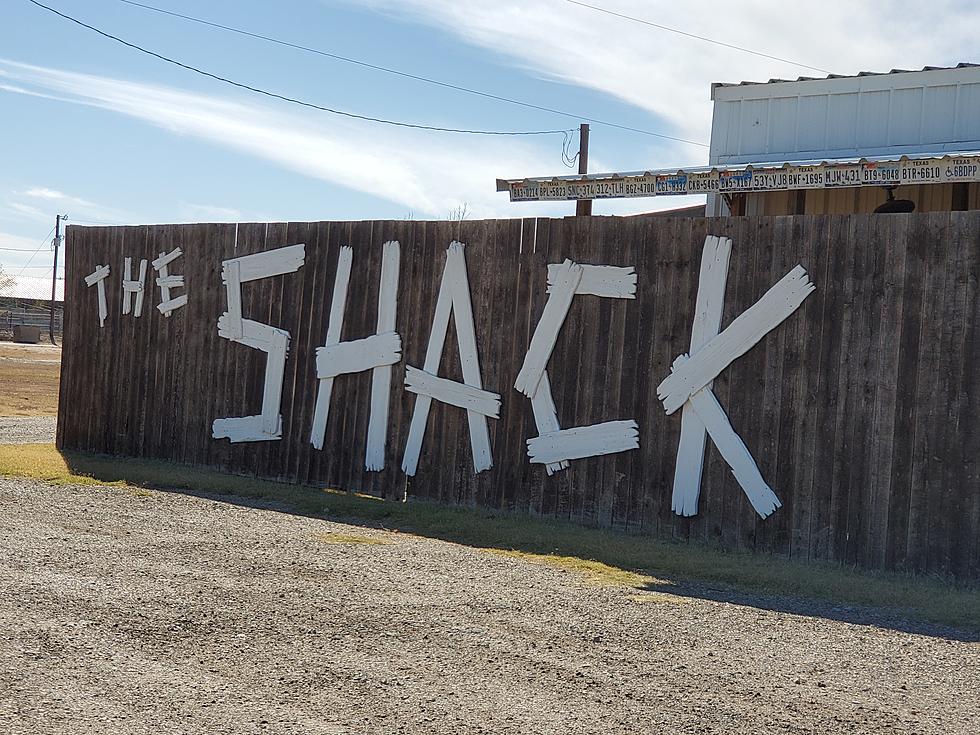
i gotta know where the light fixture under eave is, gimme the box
[873,186,915,214]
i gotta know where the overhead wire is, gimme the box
[12,224,56,277]
[563,0,834,75]
[15,273,64,280]
[25,0,623,140]
[66,217,127,225]
[560,131,580,168]
[26,0,566,136]
[108,0,706,145]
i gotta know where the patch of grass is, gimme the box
[0,345,60,416]
[0,443,127,486]
[2,443,979,631]
[314,531,390,546]
[486,549,655,588]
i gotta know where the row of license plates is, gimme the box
[508,156,980,201]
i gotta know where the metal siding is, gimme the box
[738,98,770,155]
[797,95,828,152]
[826,92,859,150]
[708,65,980,165]
[856,89,891,149]
[725,100,742,153]
[924,85,957,141]
[768,96,798,153]
[890,87,923,145]
[707,99,731,158]
[955,83,980,141]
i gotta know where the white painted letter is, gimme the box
[152,247,187,317]
[517,260,639,474]
[402,242,500,477]
[84,264,110,328]
[310,242,402,472]
[662,235,815,519]
[121,257,148,318]
[212,244,305,443]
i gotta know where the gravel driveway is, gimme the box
[1,477,977,735]
[0,416,57,444]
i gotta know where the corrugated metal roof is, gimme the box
[712,62,979,90]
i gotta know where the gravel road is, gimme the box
[0,416,57,444]
[1,477,977,735]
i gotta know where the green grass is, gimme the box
[2,443,979,631]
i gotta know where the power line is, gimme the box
[110,0,706,146]
[25,0,578,138]
[564,0,834,75]
[12,273,65,281]
[67,217,127,225]
[0,247,47,252]
[14,224,56,277]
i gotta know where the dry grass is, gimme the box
[2,443,979,631]
[485,549,655,588]
[0,342,61,416]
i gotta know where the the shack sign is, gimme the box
[83,235,815,520]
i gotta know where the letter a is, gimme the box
[401,242,500,477]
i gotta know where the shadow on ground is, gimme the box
[50,449,980,642]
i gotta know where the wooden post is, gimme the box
[49,214,62,344]
[575,123,592,217]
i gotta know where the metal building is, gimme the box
[708,64,980,215]
[496,64,980,216]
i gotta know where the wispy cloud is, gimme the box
[3,184,128,226]
[23,187,69,201]
[177,202,243,222]
[0,58,590,219]
[346,0,980,149]
[4,202,47,221]
[21,186,94,205]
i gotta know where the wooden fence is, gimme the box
[56,213,980,578]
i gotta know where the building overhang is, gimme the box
[496,151,980,202]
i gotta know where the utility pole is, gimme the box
[49,214,65,345]
[575,123,592,217]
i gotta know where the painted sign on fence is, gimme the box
[58,213,980,578]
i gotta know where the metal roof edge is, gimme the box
[711,62,979,92]
[498,150,980,186]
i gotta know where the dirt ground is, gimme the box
[1,477,977,735]
[0,341,61,416]
[0,416,57,443]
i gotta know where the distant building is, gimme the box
[708,64,980,216]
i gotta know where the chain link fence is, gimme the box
[0,271,64,342]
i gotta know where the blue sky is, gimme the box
[2,0,979,297]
